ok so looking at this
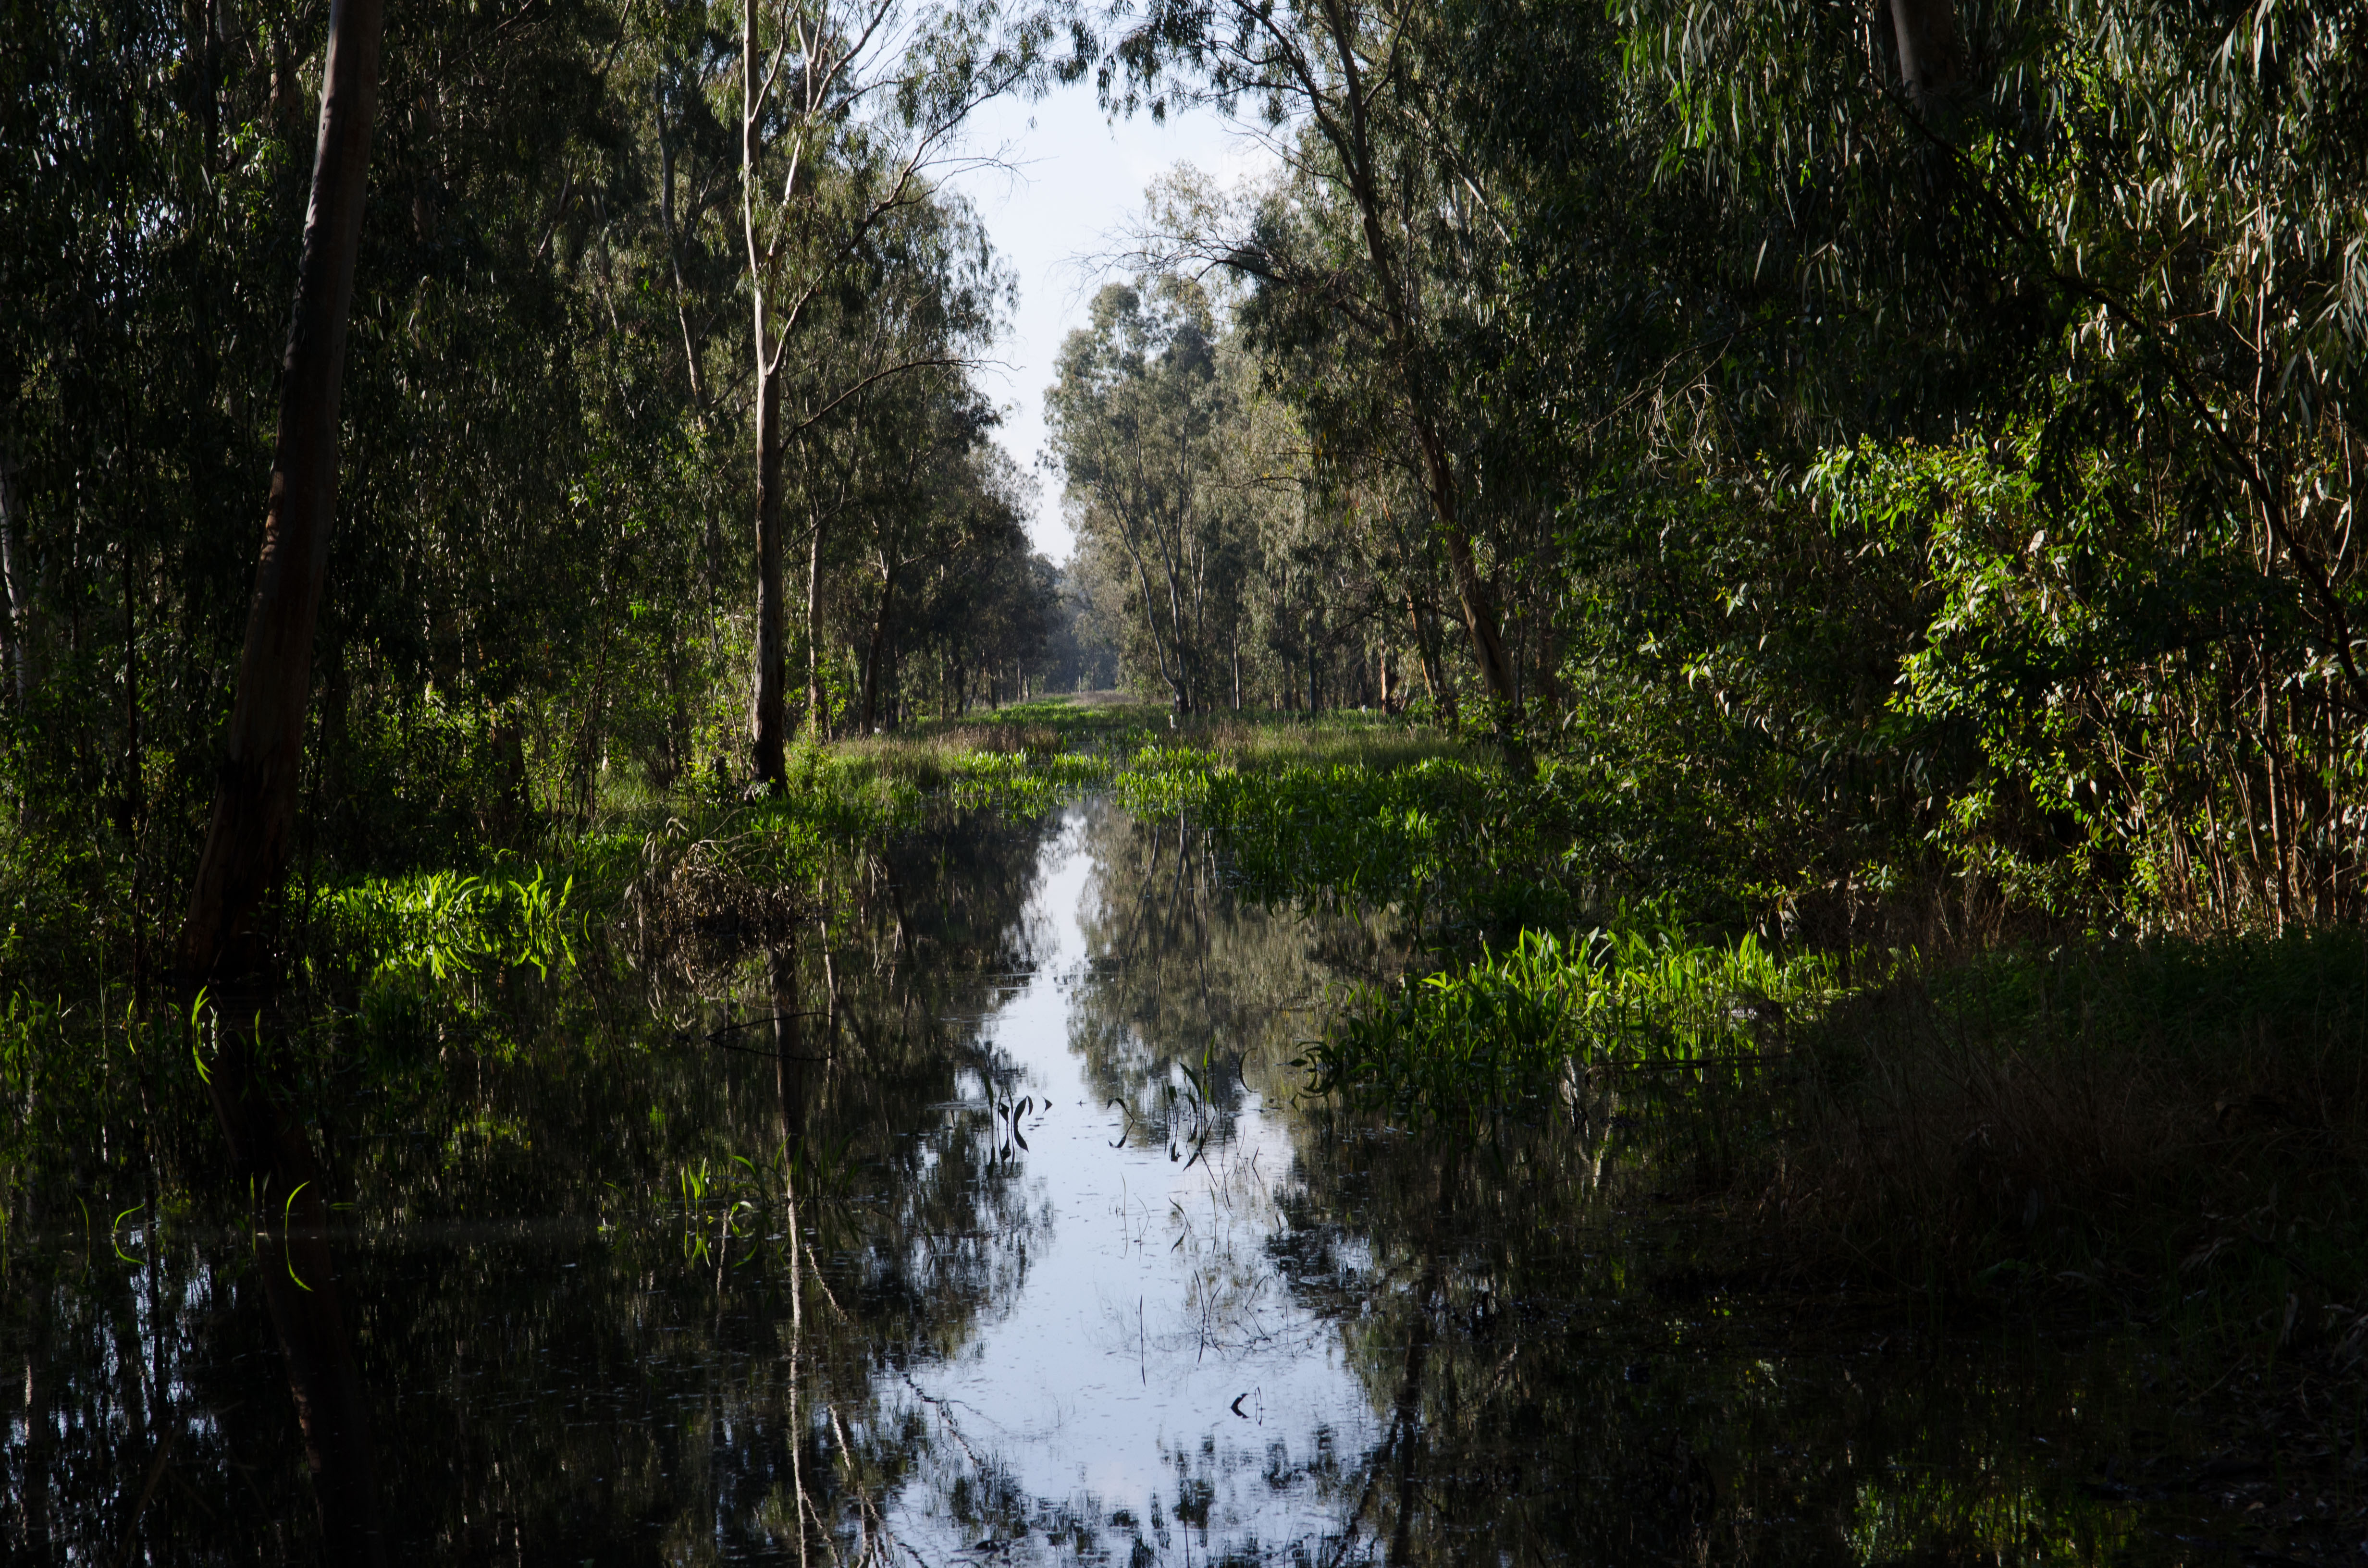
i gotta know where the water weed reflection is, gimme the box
[0,795,2321,1562]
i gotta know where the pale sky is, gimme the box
[945,83,1278,562]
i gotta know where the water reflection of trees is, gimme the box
[1059,800,2155,1566]
[1263,1111,2155,1566]
[0,802,2182,1564]
[1,806,1072,1562]
[1068,798,1393,1150]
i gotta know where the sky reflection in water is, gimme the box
[886,807,1374,1562]
[3,799,2213,1564]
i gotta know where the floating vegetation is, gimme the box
[1304,922,1847,1132]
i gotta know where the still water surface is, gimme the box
[6,800,2225,1563]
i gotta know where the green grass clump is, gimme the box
[319,866,580,983]
[1116,736,1593,941]
[1200,755,1500,919]
[1308,922,1846,1130]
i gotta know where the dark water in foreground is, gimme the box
[5,802,2247,1563]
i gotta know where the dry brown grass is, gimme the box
[620,820,812,984]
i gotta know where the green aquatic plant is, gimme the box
[1114,737,1596,944]
[1305,922,1848,1131]
[943,747,1113,814]
[320,865,579,981]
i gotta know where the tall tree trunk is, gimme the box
[177,0,384,982]
[740,0,790,782]
[0,442,29,714]
[804,512,829,739]
[1888,0,1960,110]
[1120,542,1186,710]
[171,1,389,1558]
[750,360,787,782]
[859,562,900,734]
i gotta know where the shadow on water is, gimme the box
[3,798,2255,1563]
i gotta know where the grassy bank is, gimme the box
[10,698,2365,1363]
[0,700,1426,1164]
[1116,723,2368,1387]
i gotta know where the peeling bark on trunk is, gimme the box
[740,0,791,784]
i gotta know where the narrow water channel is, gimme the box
[5,800,2231,1563]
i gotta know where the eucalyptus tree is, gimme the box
[856,411,1033,729]
[786,183,1011,735]
[1609,0,2368,926]
[729,0,1070,782]
[1,0,317,912]
[1099,0,1522,712]
[906,518,1059,712]
[1046,279,1247,711]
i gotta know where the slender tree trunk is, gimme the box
[804,513,829,739]
[1416,431,1516,706]
[0,443,29,714]
[741,0,789,781]
[859,561,900,734]
[176,0,384,983]
[171,2,389,1557]
[656,88,707,407]
[1120,543,1186,710]
[1888,0,1960,109]
[750,361,787,781]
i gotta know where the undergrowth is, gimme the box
[1112,718,2368,1355]
[1305,922,1845,1134]
[1781,930,2368,1333]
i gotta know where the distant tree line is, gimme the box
[1053,0,2368,936]
[0,0,1108,961]
[5,0,2365,967]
